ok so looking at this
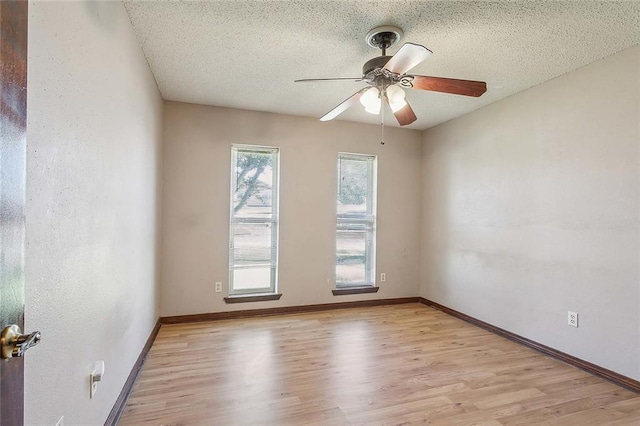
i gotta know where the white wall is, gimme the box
[161,102,422,316]
[420,46,639,379]
[25,2,162,424]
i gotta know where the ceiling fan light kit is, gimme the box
[386,85,407,113]
[295,25,488,130]
[360,87,381,114]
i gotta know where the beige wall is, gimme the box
[161,102,422,316]
[25,2,162,424]
[420,46,639,379]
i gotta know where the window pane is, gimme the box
[233,150,274,218]
[230,146,279,295]
[232,267,272,291]
[232,222,274,267]
[336,229,366,284]
[336,153,376,287]
[337,157,369,216]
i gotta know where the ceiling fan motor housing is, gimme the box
[362,56,392,76]
[362,26,404,85]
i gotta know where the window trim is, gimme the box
[335,152,377,288]
[229,145,280,296]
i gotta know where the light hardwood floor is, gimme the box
[120,304,640,425]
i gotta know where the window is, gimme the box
[229,146,279,295]
[336,153,377,287]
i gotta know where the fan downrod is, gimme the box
[365,25,403,56]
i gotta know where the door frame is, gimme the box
[0,1,28,424]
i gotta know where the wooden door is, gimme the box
[0,1,28,424]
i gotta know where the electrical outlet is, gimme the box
[55,416,64,426]
[568,311,578,327]
[380,273,386,282]
[215,282,222,293]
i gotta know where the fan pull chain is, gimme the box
[380,93,385,145]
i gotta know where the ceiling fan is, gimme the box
[295,26,487,127]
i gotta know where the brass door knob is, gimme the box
[1,324,41,359]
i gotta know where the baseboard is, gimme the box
[419,298,640,393]
[104,319,161,426]
[160,297,419,324]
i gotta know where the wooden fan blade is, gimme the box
[319,88,369,122]
[386,96,417,126]
[295,78,362,83]
[383,43,432,74]
[393,102,417,126]
[409,75,487,97]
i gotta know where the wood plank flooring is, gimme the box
[119,304,640,425]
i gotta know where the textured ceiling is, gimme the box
[123,1,639,130]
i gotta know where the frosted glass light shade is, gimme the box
[386,85,407,112]
[360,87,381,114]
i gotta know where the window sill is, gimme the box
[332,286,379,296]
[224,293,282,304]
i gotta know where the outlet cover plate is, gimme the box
[568,311,578,327]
